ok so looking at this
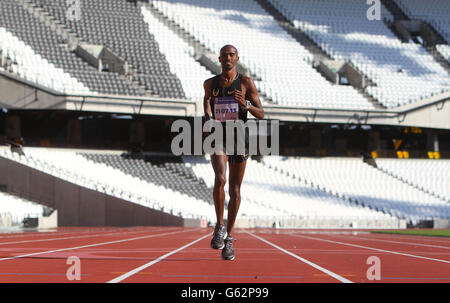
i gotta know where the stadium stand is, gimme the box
[1,0,448,110]
[374,158,450,202]
[261,156,450,224]
[0,26,92,95]
[267,0,450,108]
[149,0,375,110]
[0,147,404,228]
[0,0,143,96]
[0,147,217,223]
[184,155,401,228]
[78,153,213,204]
[32,0,186,98]
[0,191,45,226]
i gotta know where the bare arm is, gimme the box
[203,79,212,121]
[203,79,213,139]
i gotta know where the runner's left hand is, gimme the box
[233,89,246,108]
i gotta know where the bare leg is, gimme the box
[226,160,247,236]
[211,153,228,226]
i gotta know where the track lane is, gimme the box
[290,232,450,263]
[0,227,142,240]
[120,229,344,283]
[108,233,211,283]
[280,231,450,282]
[363,232,450,246]
[325,233,450,251]
[1,228,449,283]
[0,227,182,259]
[0,227,198,282]
[0,227,170,246]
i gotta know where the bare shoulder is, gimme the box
[203,76,216,88]
[241,75,255,86]
[241,75,257,93]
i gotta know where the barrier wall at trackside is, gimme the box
[38,210,57,229]
[0,156,187,227]
[235,216,407,229]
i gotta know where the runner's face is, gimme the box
[219,47,239,71]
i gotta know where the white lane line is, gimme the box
[369,233,450,244]
[0,229,193,262]
[108,233,210,283]
[333,234,450,250]
[245,231,353,283]
[0,227,147,239]
[0,227,177,246]
[289,234,450,264]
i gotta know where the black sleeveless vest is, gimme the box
[209,73,248,122]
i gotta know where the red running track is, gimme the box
[0,227,449,283]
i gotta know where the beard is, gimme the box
[222,63,234,70]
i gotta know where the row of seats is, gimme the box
[375,158,450,201]
[261,156,450,224]
[78,153,213,204]
[183,155,400,227]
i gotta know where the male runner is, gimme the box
[203,45,264,260]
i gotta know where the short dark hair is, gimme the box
[220,44,238,55]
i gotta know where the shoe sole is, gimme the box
[211,243,225,249]
[221,255,235,261]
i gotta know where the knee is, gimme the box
[214,175,227,188]
[229,184,241,199]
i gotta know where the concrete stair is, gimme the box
[381,0,450,74]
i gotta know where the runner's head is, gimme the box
[219,45,239,71]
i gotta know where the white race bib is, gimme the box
[214,96,239,122]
